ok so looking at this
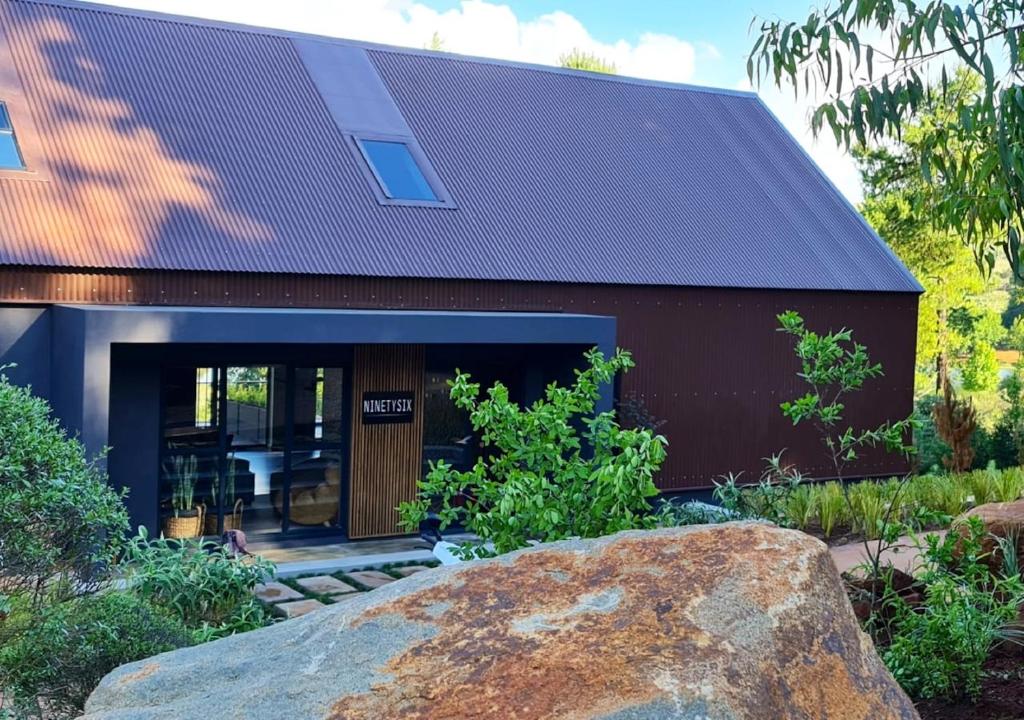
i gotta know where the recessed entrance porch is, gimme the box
[48,305,616,544]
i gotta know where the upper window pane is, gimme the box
[360,140,437,201]
[0,102,25,171]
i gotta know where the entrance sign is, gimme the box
[362,391,415,425]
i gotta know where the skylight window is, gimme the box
[0,102,25,171]
[358,139,437,202]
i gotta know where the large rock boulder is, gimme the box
[955,498,1024,571]
[82,523,917,720]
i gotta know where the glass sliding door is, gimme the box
[160,366,222,539]
[224,365,287,535]
[158,361,348,540]
[283,367,345,531]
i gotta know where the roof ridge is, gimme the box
[9,0,759,100]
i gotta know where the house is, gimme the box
[0,0,921,542]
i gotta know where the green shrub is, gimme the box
[785,485,817,531]
[962,344,1000,392]
[0,592,190,719]
[912,395,950,473]
[881,520,1024,702]
[816,482,847,538]
[654,499,735,527]
[123,529,275,638]
[0,371,129,608]
[994,466,1024,502]
[399,348,667,558]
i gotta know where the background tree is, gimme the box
[558,48,617,74]
[424,31,445,51]
[749,1,1024,280]
[854,72,987,393]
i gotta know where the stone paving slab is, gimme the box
[294,575,358,596]
[254,581,305,604]
[393,565,433,577]
[828,530,947,576]
[273,599,326,619]
[346,570,396,588]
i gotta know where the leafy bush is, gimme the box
[713,453,804,527]
[123,529,275,639]
[0,592,190,719]
[881,520,1024,702]
[398,348,667,558]
[654,499,737,527]
[912,395,950,473]
[962,344,1000,392]
[0,371,129,608]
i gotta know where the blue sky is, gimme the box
[92,0,861,200]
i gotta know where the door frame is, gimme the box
[156,350,354,542]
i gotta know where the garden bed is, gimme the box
[916,651,1024,720]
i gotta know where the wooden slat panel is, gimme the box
[348,345,425,539]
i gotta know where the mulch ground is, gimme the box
[915,650,1024,720]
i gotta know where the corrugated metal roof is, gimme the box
[0,0,921,292]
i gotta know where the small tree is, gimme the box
[776,311,916,580]
[398,348,667,558]
[933,382,978,472]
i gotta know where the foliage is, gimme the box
[0,370,129,609]
[854,74,987,394]
[816,482,848,538]
[558,48,616,74]
[749,2,1024,283]
[881,519,1024,702]
[776,310,916,579]
[933,383,978,471]
[713,453,804,527]
[720,467,1024,538]
[616,391,667,432]
[654,499,737,527]
[226,383,267,408]
[998,356,1024,465]
[165,454,198,516]
[0,592,191,719]
[912,395,950,471]
[398,348,667,558]
[122,528,275,638]
[962,342,1000,391]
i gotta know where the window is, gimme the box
[358,139,437,201]
[0,102,25,170]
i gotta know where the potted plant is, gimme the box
[162,454,203,538]
[205,456,243,534]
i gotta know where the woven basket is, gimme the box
[204,499,243,535]
[162,504,204,539]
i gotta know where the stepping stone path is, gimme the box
[274,599,326,619]
[393,565,432,577]
[295,575,359,596]
[253,564,439,622]
[345,570,396,589]
[254,581,305,603]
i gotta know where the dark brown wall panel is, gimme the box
[1,268,919,490]
[348,344,425,539]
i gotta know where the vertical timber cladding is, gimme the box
[348,344,426,538]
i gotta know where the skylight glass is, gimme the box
[360,140,437,202]
[0,102,25,170]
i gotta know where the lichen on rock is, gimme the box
[81,522,918,720]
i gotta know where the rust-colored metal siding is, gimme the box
[1,268,918,490]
